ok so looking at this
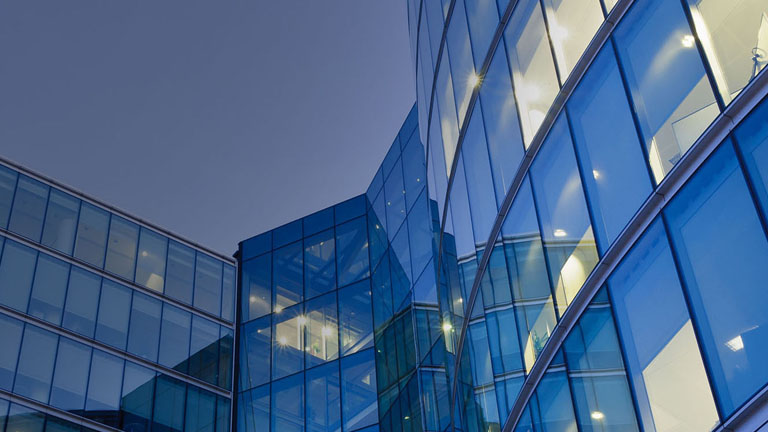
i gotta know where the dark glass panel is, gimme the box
[271,373,304,432]
[237,384,269,432]
[336,217,370,287]
[0,165,17,229]
[341,349,378,431]
[127,292,162,362]
[306,361,341,432]
[5,404,44,432]
[85,351,124,427]
[14,326,58,403]
[95,280,132,350]
[159,304,191,373]
[73,203,109,268]
[194,253,222,316]
[186,387,216,432]
[338,279,373,356]
[221,264,235,322]
[239,316,271,391]
[189,315,220,386]
[304,229,336,299]
[50,338,91,412]
[0,240,37,312]
[152,375,186,432]
[121,363,156,432]
[62,267,101,338]
[241,253,271,322]
[0,314,23,390]
[135,228,167,293]
[28,254,69,325]
[105,216,139,280]
[41,189,79,254]
[9,175,49,241]
[273,242,303,312]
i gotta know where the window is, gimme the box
[135,227,167,293]
[28,254,69,325]
[73,203,110,267]
[305,292,339,367]
[0,314,23,390]
[486,308,524,375]
[41,189,79,254]
[341,349,378,431]
[306,361,342,432]
[239,316,271,391]
[62,267,101,338]
[273,242,303,312]
[8,175,49,241]
[271,373,304,432]
[542,0,605,79]
[384,159,407,237]
[529,371,578,431]
[222,264,235,322]
[238,385,269,432]
[273,304,304,379]
[121,362,156,432]
[14,326,58,403]
[665,141,768,415]
[338,280,374,356]
[194,253,222,316]
[95,280,132,350]
[159,304,191,374]
[614,0,719,183]
[734,96,768,214]
[304,229,336,299]
[218,327,234,391]
[166,240,195,304]
[186,387,216,432]
[128,292,162,362]
[153,375,186,432]
[0,240,38,312]
[242,253,271,322]
[217,396,231,432]
[85,351,124,427]
[105,216,139,280]
[50,339,91,412]
[0,165,17,229]
[5,404,44,432]
[190,315,220,385]
[336,217,370,287]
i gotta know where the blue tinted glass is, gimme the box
[240,315,271,390]
[734,97,768,215]
[273,220,302,249]
[153,375,186,432]
[5,404,44,432]
[0,240,37,312]
[45,414,81,432]
[222,264,235,322]
[568,45,652,249]
[465,0,500,67]
[304,229,336,299]
[41,189,79,254]
[216,396,230,432]
[105,216,139,280]
[73,203,110,267]
[306,361,341,432]
[9,175,49,241]
[666,141,768,415]
[159,304,191,373]
[305,292,339,367]
[486,308,523,375]
[85,351,124,426]
[50,338,91,412]
[28,254,69,324]
[382,138,401,179]
[121,362,156,432]
[468,322,494,386]
[241,232,271,261]
[273,242,303,312]
[166,240,195,304]
[194,253,222,316]
[242,253,271,322]
[62,267,101,337]
[341,349,378,431]
[336,217,370,287]
[303,207,334,237]
[529,371,577,431]
[128,292,162,362]
[190,315,220,385]
[462,104,500,244]
[238,384,269,432]
[186,386,216,432]
[384,159,407,237]
[272,303,304,379]
[135,228,167,293]
[338,279,373,356]
[0,165,17,229]
[14,326,57,402]
[218,327,234,391]
[271,373,304,432]
[0,314,23,390]
[95,280,132,349]
[408,191,434,284]
[401,130,426,212]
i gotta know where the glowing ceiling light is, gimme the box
[275,305,284,314]
[591,411,605,420]
[726,335,744,351]
[592,169,600,179]
[549,24,568,41]
[468,72,482,88]
[404,416,411,421]
[141,251,148,257]
[297,315,307,325]
[442,322,453,332]
[681,35,695,48]
[321,326,333,337]
[278,336,288,346]
[249,296,257,303]
[554,229,567,238]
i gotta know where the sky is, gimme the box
[0,0,416,255]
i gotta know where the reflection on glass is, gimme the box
[542,0,605,79]
[73,203,110,268]
[85,351,124,427]
[273,242,303,312]
[121,362,156,432]
[189,315,220,385]
[8,175,48,241]
[14,326,58,403]
[128,292,162,362]
[0,314,23,390]
[306,361,341,432]
[135,228,167,293]
[341,349,378,431]
[242,253,271,322]
[153,375,186,432]
[186,386,216,432]
[336,217,370,287]
[159,304,191,374]
[339,280,374,355]
[240,316,271,391]
[28,254,69,325]
[62,267,101,337]
[166,240,195,304]
[237,385,269,432]
[529,370,578,431]
[105,216,139,280]
[0,165,17,229]
[41,189,79,254]
[0,240,37,312]
[95,280,132,350]
[272,373,304,432]
[517,301,558,372]
[305,292,339,367]
[195,253,223,316]
[5,404,44,432]
[273,304,305,379]
[305,229,336,299]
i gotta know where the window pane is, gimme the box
[135,228,167,293]
[542,0,604,78]
[218,327,234,391]
[62,267,101,338]
[0,314,23,390]
[121,362,156,432]
[222,264,235,322]
[28,254,69,325]
[504,0,561,146]
[336,217,370,287]
[239,315,271,391]
[45,415,81,432]
[9,175,49,241]
[238,385,269,432]
[341,349,378,431]
[105,216,139,280]
[735,97,768,214]
[128,292,162,362]
[73,203,110,267]
[242,254,271,322]
[305,229,336,299]
[159,304,191,374]
[190,315,220,385]
[306,361,341,432]
[305,292,339,367]
[166,240,195,304]
[273,304,304,379]
[0,165,17,229]
[216,397,230,432]
[153,375,186,432]
[194,253,222,316]
[14,326,58,403]
[95,280,132,350]
[529,371,577,431]
[50,339,91,412]
[568,45,652,249]
[271,373,304,432]
[85,351,124,427]
[686,0,768,104]
[529,116,598,314]
[665,141,768,415]
[186,387,216,432]
[614,0,719,183]
[273,242,303,312]
[41,190,79,254]
[5,404,44,432]
[609,220,719,431]
[486,308,524,375]
[0,240,37,312]
[339,280,374,356]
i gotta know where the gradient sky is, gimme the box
[0,0,416,255]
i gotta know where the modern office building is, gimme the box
[1,0,768,431]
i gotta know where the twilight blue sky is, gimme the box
[0,1,415,255]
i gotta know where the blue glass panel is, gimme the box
[0,165,17,229]
[486,308,523,375]
[62,267,101,338]
[85,351,124,427]
[14,326,57,403]
[401,129,426,212]
[0,314,23,390]
[9,175,48,241]
[0,240,37,312]
[341,349,378,431]
[666,141,768,415]
[272,303,304,379]
[336,217,370,287]
[159,304,191,374]
[186,386,216,432]
[568,44,652,249]
[339,279,373,356]
[5,404,44,432]
[734,97,768,215]
[271,373,304,432]
[218,327,234,391]
[153,375,186,432]
[50,338,91,412]
[237,384,269,432]
[105,216,139,280]
[73,203,109,268]
[461,103,499,243]
[135,227,167,293]
[384,159,407,238]
[304,229,336,299]
[496,375,525,421]
[28,254,69,325]
[242,253,271,322]
[305,292,339,367]
[45,414,81,432]
[190,315,220,385]
[273,220,302,249]
[306,361,341,432]
[408,191,434,287]
[241,232,271,261]
[240,315,271,390]
[465,0,500,67]
[446,0,475,126]
[221,264,235,322]
[468,322,494,386]
[95,280,131,349]
[529,371,577,431]
[382,140,401,180]
[216,397,230,432]
[273,242,303,312]
[121,362,156,432]
[41,189,79,255]
[194,253,222,316]
[303,207,334,237]
[128,292,162,362]
[166,240,195,304]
